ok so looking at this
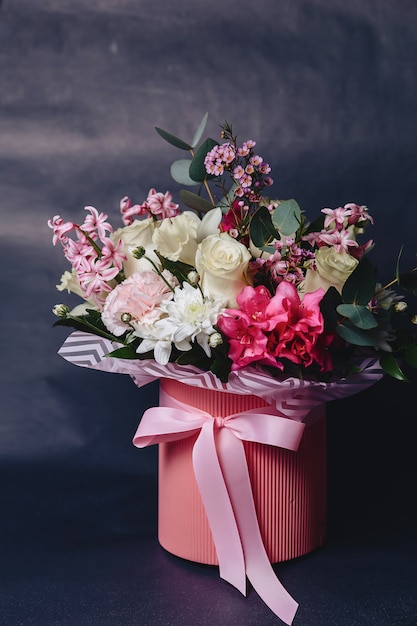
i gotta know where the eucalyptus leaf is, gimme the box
[179,190,214,213]
[337,320,378,346]
[250,205,280,248]
[336,303,378,329]
[342,257,376,305]
[155,126,192,151]
[170,159,200,186]
[379,352,410,382]
[189,138,218,182]
[191,112,209,148]
[271,199,301,236]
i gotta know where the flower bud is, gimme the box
[121,312,132,323]
[53,304,70,318]
[208,332,223,348]
[132,246,146,259]
[187,270,200,285]
[394,301,408,313]
[411,314,417,325]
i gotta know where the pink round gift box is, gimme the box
[158,378,327,565]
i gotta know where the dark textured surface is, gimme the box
[1,1,417,624]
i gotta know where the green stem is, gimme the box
[377,265,417,294]
[68,315,123,343]
[145,254,176,293]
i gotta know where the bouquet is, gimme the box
[49,114,417,384]
[48,115,417,624]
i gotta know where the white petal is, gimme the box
[197,207,222,242]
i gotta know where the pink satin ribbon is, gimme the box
[133,388,306,625]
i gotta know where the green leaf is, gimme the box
[156,252,195,281]
[405,343,417,367]
[336,303,378,329]
[170,159,200,186]
[337,320,379,346]
[249,205,280,249]
[380,352,410,382]
[271,199,301,236]
[179,189,214,213]
[342,256,376,305]
[107,345,139,360]
[191,112,208,148]
[189,138,218,182]
[155,126,192,151]
[399,271,417,295]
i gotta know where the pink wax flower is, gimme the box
[101,270,175,336]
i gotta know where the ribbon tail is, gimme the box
[218,429,298,625]
[192,421,246,595]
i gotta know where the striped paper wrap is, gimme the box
[58,331,383,422]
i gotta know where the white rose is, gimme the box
[304,246,359,295]
[111,218,158,276]
[195,232,252,306]
[152,211,200,266]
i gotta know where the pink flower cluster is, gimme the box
[120,188,179,226]
[204,140,273,203]
[48,207,125,305]
[217,283,334,372]
[303,203,373,258]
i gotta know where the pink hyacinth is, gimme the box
[48,215,75,245]
[145,188,179,219]
[120,196,149,226]
[81,206,113,241]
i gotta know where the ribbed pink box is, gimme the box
[158,378,327,564]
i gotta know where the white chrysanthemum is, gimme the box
[155,282,226,357]
[132,322,173,366]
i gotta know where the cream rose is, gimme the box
[111,218,157,276]
[195,232,252,306]
[152,211,200,266]
[304,246,359,295]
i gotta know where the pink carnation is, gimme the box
[102,271,174,336]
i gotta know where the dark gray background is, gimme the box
[1,1,416,625]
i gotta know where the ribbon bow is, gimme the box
[133,387,306,625]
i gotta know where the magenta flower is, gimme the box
[218,282,330,373]
[217,286,279,370]
[265,282,327,369]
